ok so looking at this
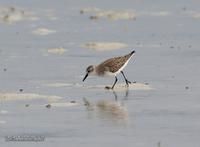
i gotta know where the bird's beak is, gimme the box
[82,73,88,82]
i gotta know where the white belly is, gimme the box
[103,56,132,77]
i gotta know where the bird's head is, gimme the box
[83,65,95,82]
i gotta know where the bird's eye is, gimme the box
[88,68,92,72]
[87,66,93,72]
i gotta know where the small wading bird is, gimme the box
[83,50,135,89]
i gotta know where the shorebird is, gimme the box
[83,50,135,89]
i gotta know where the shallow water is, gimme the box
[0,0,200,147]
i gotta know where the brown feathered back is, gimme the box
[96,51,134,75]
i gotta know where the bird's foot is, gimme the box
[125,79,131,86]
[105,86,113,90]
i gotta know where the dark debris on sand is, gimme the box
[46,104,51,108]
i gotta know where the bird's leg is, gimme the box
[105,76,118,90]
[111,76,118,89]
[121,71,131,86]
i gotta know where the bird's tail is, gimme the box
[124,50,135,59]
[130,50,135,55]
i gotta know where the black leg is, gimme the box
[105,76,118,90]
[121,71,131,86]
[111,76,118,89]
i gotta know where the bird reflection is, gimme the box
[112,87,129,100]
[83,97,128,125]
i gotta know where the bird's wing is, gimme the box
[98,53,131,73]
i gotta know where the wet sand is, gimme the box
[1,0,200,147]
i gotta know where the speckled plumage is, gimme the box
[83,50,135,89]
[96,51,134,76]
